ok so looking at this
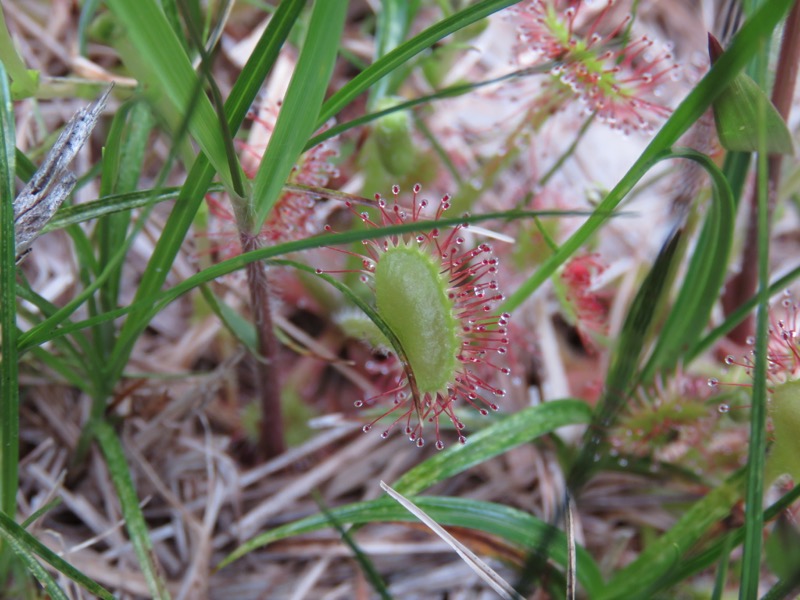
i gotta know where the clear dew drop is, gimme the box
[435,440,445,450]
[724,355,734,365]
[362,425,372,433]
[380,431,390,439]
[416,438,425,448]
[708,377,719,388]
[718,404,730,414]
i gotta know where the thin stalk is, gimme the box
[241,234,285,458]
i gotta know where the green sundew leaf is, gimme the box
[0,60,19,517]
[105,0,305,386]
[502,0,796,313]
[251,0,347,230]
[0,511,114,600]
[91,420,170,600]
[708,34,793,155]
[641,149,735,379]
[218,496,603,595]
[598,469,746,600]
[317,0,522,126]
[104,0,238,190]
[393,400,593,496]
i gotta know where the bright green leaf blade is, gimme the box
[251,0,347,229]
[641,149,735,378]
[92,421,170,600]
[218,496,603,594]
[0,521,68,600]
[0,511,114,600]
[393,400,593,496]
[317,0,522,126]
[0,59,19,517]
[104,0,237,189]
[713,69,794,154]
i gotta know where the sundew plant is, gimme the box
[1,0,800,598]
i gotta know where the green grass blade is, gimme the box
[502,0,795,313]
[568,223,684,491]
[740,114,772,600]
[317,0,522,126]
[0,59,19,517]
[641,149,735,379]
[104,0,238,190]
[250,0,348,229]
[393,400,593,496]
[218,496,603,594]
[688,264,800,362]
[0,511,114,599]
[0,521,68,600]
[313,493,392,600]
[19,209,596,351]
[91,420,170,599]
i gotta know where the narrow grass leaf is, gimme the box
[20,209,599,351]
[381,481,525,600]
[393,400,592,496]
[0,511,114,600]
[104,0,237,189]
[641,149,735,378]
[218,496,603,594]
[317,0,523,126]
[251,0,348,229]
[568,223,684,492]
[313,492,392,600]
[92,420,170,599]
[0,60,19,517]
[0,521,68,600]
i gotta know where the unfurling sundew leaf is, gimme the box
[708,33,794,155]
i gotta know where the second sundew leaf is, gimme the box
[250,0,348,231]
[708,33,794,155]
[375,245,460,394]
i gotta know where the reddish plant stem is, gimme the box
[723,0,800,345]
[241,233,286,458]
